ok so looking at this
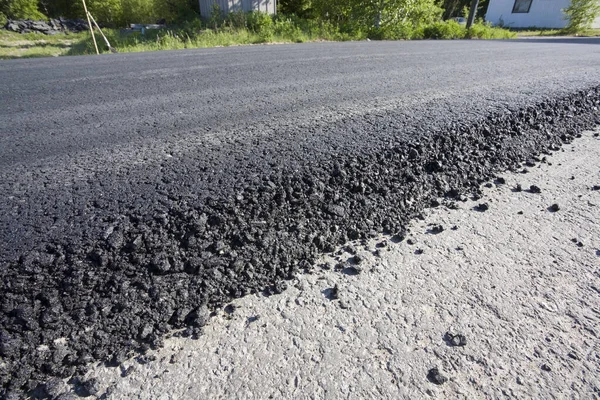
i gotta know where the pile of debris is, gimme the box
[3,18,91,35]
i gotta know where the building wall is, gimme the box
[199,0,276,18]
[486,0,600,29]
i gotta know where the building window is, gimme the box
[512,0,533,13]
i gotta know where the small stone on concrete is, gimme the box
[427,368,448,385]
[529,185,542,194]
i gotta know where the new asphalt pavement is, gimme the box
[1,38,599,397]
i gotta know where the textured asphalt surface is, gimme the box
[87,129,600,399]
[1,39,600,397]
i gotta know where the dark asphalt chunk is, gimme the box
[427,225,444,234]
[1,41,600,396]
[528,185,542,194]
[427,368,448,385]
[444,332,467,347]
[342,266,361,276]
[548,203,560,212]
[541,364,552,372]
[571,238,584,247]
[350,254,364,265]
[474,203,489,212]
[323,285,340,301]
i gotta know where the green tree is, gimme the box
[0,0,46,20]
[563,0,600,32]
[153,0,199,23]
[278,0,314,17]
[312,0,442,29]
[121,0,155,24]
[39,0,78,19]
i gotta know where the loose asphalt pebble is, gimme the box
[341,266,361,276]
[541,364,552,372]
[529,185,542,193]
[427,225,445,234]
[475,203,490,212]
[548,203,560,212]
[444,332,468,347]
[427,368,448,385]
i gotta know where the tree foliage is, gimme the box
[310,0,442,31]
[278,0,314,17]
[563,0,600,32]
[2,0,492,31]
[1,0,46,20]
[37,0,198,26]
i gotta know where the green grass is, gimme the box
[0,18,516,60]
[0,30,87,59]
[375,21,516,40]
[67,28,322,56]
[514,28,600,37]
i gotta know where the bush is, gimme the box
[273,17,304,41]
[563,0,600,33]
[423,20,465,39]
[178,18,204,37]
[374,21,419,40]
[246,11,273,33]
[466,22,516,39]
[1,0,46,20]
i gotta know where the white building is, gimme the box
[199,0,277,18]
[485,0,600,29]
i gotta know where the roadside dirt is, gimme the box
[75,129,600,399]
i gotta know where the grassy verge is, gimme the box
[514,28,600,37]
[0,30,88,59]
[0,18,515,60]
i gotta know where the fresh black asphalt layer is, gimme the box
[1,39,600,397]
